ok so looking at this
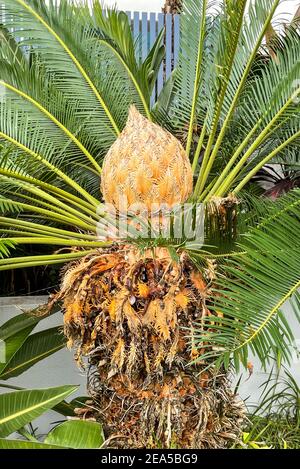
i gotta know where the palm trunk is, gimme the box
[52,108,246,448]
[56,245,245,448]
[162,1,183,14]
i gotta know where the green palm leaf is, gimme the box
[1,0,120,137]
[83,5,165,114]
[193,190,300,369]
[0,238,16,258]
[0,250,97,271]
[0,80,102,173]
[0,130,100,207]
[154,0,300,200]
[0,149,99,214]
[0,420,104,448]
[0,306,60,374]
[0,323,35,376]
[196,0,282,193]
[212,32,300,196]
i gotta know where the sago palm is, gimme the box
[0,0,300,449]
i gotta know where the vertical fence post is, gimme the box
[126,10,132,26]
[165,13,172,81]
[157,13,165,98]
[133,11,141,63]
[141,12,148,62]
[149,12,157,107]
[173,14,180,67]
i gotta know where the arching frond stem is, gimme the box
[0,81,102,173]
[14,0,120,136]
[0,131,101,207]
[233,129,300,193]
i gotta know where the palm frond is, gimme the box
[0,0,134,157]
[0,125,100,207]
[154,0,300,200]
[210,28,300,197]
[85,3,165,111]
[0,23,26,68]
[0,165,98,217]
[156,0,213,135]
[0,238,16,258]
[0,80,102,173]
[192,189,300,369]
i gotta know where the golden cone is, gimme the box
[101,106,193,212]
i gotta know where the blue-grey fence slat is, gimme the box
[165,14,173,79]
[173,14,180,67]
[149,12,156,50]
[141,12,148,61]
[157,13,165,97]
[126,10,131,23]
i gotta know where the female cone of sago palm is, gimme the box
[56,107,245,449]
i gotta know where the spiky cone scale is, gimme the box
[54,108,245,448]
[101,106,193,212]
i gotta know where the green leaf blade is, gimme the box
[0,327,66,380]
[0,438,66,449]
[0,385,78,437]
[44,420,104,449]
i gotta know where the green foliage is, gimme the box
[0,1,164,270]
[0,238,16,258]
[0,305,90,441]
[193,191,300,369]
[0,382,89,418]
[154,0,300,199]
[0,326,66,380]
[0,308,63,373]
[243,363,300,449]
[0,376,103,448]
[0,439,65,449]
[254,364,300,425]
[44,420,105,448]
[0,419,104,449]
[0,385,78,437]
[244,416,300,449]
[232,431,272,449]
[88,5,165,108]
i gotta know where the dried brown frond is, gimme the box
[53,244,246,448]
